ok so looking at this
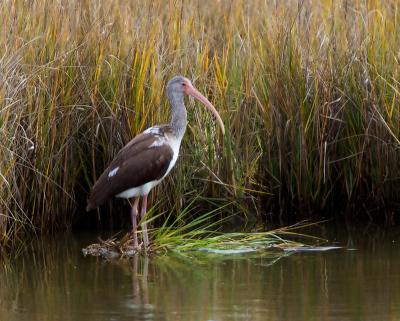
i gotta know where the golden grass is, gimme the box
[1,0,399,244]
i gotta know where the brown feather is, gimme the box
[86,129,174,211]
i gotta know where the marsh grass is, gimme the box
[1,0,400,244]
[148,197,321,253]
[82,200,319,258]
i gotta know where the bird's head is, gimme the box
[167,76,225,135]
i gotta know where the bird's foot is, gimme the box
[143,241,151,253]
[120,242,142,257]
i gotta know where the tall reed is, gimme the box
[1,0,399,244]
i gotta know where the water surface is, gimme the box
[1,227,399,321]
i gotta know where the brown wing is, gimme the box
[86,131,173,210]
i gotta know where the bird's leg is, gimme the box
[130,197,140,249]
[140,194,149,250]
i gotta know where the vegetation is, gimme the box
[1,0,399,244]
[82,199,319,258]
[148,199,320,253]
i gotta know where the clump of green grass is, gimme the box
[148,199,312,253]
[1,0,400,245]
[82,198,320,258]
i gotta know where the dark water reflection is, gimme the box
[1,226,400,321]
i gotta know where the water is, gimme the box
[1,226,400,321]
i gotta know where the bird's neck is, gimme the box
[169,94,187,139]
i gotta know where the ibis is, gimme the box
[86,76,224,250]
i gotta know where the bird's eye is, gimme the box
[182,83,186,87]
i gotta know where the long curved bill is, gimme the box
[185,84,225,135]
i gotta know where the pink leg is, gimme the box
[140,194,149,249]
[130,197,140,249]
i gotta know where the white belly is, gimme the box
[116,180,162,198]
[115,134,182,199]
